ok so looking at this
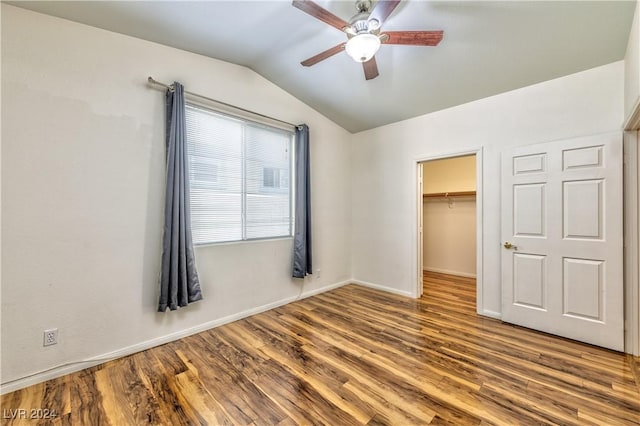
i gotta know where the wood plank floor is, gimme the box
[2,271,639,425]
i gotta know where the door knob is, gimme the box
[503,241,517,250]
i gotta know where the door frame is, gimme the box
[624,130,640,356]
[415,148,484,315]
[624,101,640,356]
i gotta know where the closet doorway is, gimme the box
[417,153,481,311]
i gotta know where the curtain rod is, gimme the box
[147,76,300,130]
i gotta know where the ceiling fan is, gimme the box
[292,0,443,80]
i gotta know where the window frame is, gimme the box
[185,100,295,246]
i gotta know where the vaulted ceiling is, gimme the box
[9,1,637,132]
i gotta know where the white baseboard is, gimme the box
[351,279,414,298]
[423,267,476,279]
[0,279,351,395]
[298,280,352,301]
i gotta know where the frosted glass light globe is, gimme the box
[345,33,381,63]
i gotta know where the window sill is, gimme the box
[194,236,293,249]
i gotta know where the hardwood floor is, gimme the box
[2,271,639,425]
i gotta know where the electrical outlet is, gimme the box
[43,328,58,347]
[315,268,321,279]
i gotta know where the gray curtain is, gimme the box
[292,124,313,278]
[158,82,203,311]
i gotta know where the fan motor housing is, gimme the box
[350,16,371,33]
[355,0,372,13]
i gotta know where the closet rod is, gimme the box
[423,191,476,199]
[147,76,299,130]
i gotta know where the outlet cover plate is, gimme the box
[43,328,58,346]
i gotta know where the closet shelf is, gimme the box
[423,191,476,199]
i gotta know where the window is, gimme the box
[263,167,289,190]
[185,104,294,244]
[263,167,279,188]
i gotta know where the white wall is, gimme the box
[423,199,476,277]
[422,156,476,277]
[1,5,352,387]
[422,155,476,194]
[352,61,624,316]
[625,1,640,124]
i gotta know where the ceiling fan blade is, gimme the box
[368,0,401,27]
[382,31,444,46]
[301,43,346,67]
[292,0,349,31]
[363,57,379,80]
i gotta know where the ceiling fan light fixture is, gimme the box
[345,33,380,63]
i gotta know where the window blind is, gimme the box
[185,104,294,244]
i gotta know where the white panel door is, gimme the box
[501,132,623,351]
